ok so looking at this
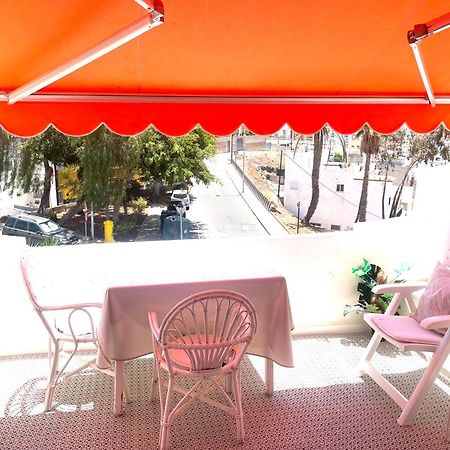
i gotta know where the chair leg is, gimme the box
[160,378,174,450]
[446,402,450,441]
[150,356,159,402]
[398,334,450,425]
[44,339,60,412]
[231,369,244,443]
[357,332,383,377]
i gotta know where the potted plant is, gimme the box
[344,259,408,316]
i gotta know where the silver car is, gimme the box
[2,214,79,245]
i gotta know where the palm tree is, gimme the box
[355,127,381,223]
[304,128,327,225]
[389,125,450,218]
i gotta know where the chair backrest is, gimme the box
[20,256,42,313]
[158,290,257,373]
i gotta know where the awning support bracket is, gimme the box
[408,13,450,107]
[6,0,164,105]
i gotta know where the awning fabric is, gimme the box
[1,1,449,136]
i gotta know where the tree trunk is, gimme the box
[153,181,161,200]
[38,158,53,215]
[337,134,348,162]
[59,196,85,226]
[355,152,371,222]
[304,132,324,225]
[381,165,389,219]
[112,200,121,223]
[389,163,415,218]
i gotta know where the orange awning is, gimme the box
[0,0,449,136]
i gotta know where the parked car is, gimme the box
[172,181,186,191]
[171,189,190,210]
[2,214,79,245]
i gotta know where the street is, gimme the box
[138,153,269,241]
[187,154,268,238]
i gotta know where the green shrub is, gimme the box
[129,197,147,215]
[114,220,135,232]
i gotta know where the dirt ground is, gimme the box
[235,151,316,234]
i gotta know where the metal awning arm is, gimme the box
[407,13,450,107]
[6,0,164,105]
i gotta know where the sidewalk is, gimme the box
[224,159,288,237]
[135,206,164,241]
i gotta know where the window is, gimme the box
[336,184,344,192]
[40,220,59,233]
[15,219,28,231]
[28,222,41,233]
[331,224,341,231]
[5,217,16,227]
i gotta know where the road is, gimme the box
[187,154,268,239]
[137,153,268,240]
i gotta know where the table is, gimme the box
[97,273,293,414]
[24,240,294,414]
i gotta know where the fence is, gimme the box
[231,159,273,211]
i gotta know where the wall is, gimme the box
[1,213,447,356]
[283,152,413,230]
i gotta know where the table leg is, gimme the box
[265,358,274,396]
[114,360,125,416]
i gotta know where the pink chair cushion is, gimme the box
[161,334,238,372]
[370,315,443,345]
[411,261,450,334]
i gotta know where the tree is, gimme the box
[375,129,406,219]
[79,126,138,221]
[0,130,19,193]
[389,125,449,218]
[131,127,216,199]
[304,128,327,225]
[0,127,78,215]
[355,127,381,223]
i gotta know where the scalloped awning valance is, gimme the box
[1,1,449,136]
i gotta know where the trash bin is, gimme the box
[103,220,114,243]
[161,215,189,240]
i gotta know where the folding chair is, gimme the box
[358,255,450,427]
[148,290,257,450]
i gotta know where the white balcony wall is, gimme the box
[1,210,447,356]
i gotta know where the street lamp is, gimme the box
[296,201,301,234]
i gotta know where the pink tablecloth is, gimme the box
[96,274,293,369]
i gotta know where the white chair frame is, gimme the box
[148,290,257,450]
[20,257,130,412]
[357,281,450,427]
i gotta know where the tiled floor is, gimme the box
[1,334,450,450]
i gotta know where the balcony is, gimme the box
[1,210,449,449]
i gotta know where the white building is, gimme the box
[283,150,414,230]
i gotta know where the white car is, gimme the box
[171,189,190,210]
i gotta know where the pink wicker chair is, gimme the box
[148,290,257,450]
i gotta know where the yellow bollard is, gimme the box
[104,220,114,243]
